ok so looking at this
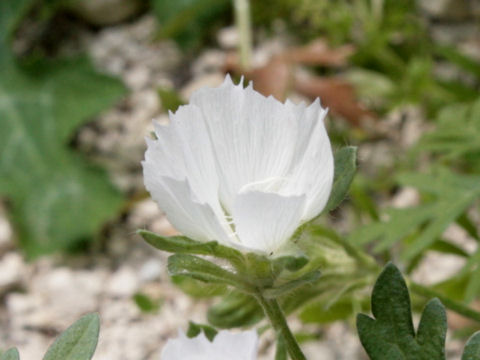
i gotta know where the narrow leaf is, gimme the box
[43,313,99,360]
[167,254,247,289]
[139,230,244,267]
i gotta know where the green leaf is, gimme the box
[0,0,126,258]
[171,275,227,298]
[264,270,321,298]
[419,99,480,171]
[357,263,447,360]
[43,313,100,360]
[301,298,358,324]
[133,292,162,313]
[208,291,264,329]
[324,146,357,213]
[349,170,480,262]
[0,349,20,360]
[462,332,480,360]
[138,230,244,267]
[167,254,247,289]
[187,321,218,342]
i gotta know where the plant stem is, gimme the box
[233,0,252,69]
[409,281,480,323]
[255,293,306,360]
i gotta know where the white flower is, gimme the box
[161,330,258,360]
[143,76,333,255]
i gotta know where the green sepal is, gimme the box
[167,254,249,290]
[187,321,218,342]
[324,146,357,213]
[208,291,264,329]
[272,254,309,273]
[1,349,19,360]
[356,263,447,360]
[42,313,100,360]
[463,332,480,360]
[264,270,321,298]
[138,230,244,267]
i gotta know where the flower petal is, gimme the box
[190,76,303,213]
[146,104,220,209]
[161,330,258,360]
[284,101,333,221]
[232,187,306,255]
[142,174,232,246]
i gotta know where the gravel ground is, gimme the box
[1,10,478,359]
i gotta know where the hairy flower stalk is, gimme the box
[143,75,334,360]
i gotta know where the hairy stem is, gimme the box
[255,293,306,360]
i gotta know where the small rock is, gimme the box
[180,73,226,99]
[217,26,239,49]
[0,253,26,292]
[138,259,163,282]
[107,266,139,298]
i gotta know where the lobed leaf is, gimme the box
[0,0,126,258]
[357,263,447,360]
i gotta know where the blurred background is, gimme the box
[0,0,479,359]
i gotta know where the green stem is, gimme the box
[233,0,252,69]
[255,293,306,360]
[409,281,480,323]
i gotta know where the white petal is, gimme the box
[147,104,219,209]
[284,102,333,221]
[232,186,306,255]
[161,330,258,360]
[142,173,232,246]
[190,76,303,213]
[143,104,237,243]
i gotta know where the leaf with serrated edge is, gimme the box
[43,313,99,360]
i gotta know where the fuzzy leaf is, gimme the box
[462,332,480,360]
[43,313,100,360]
[0,349,20,360]
[357,263,447,360]
[208,291,263,329]
[0,0,126,258]
[167,254,246,289]
[324,146,357,213]
[139,230,244,267]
